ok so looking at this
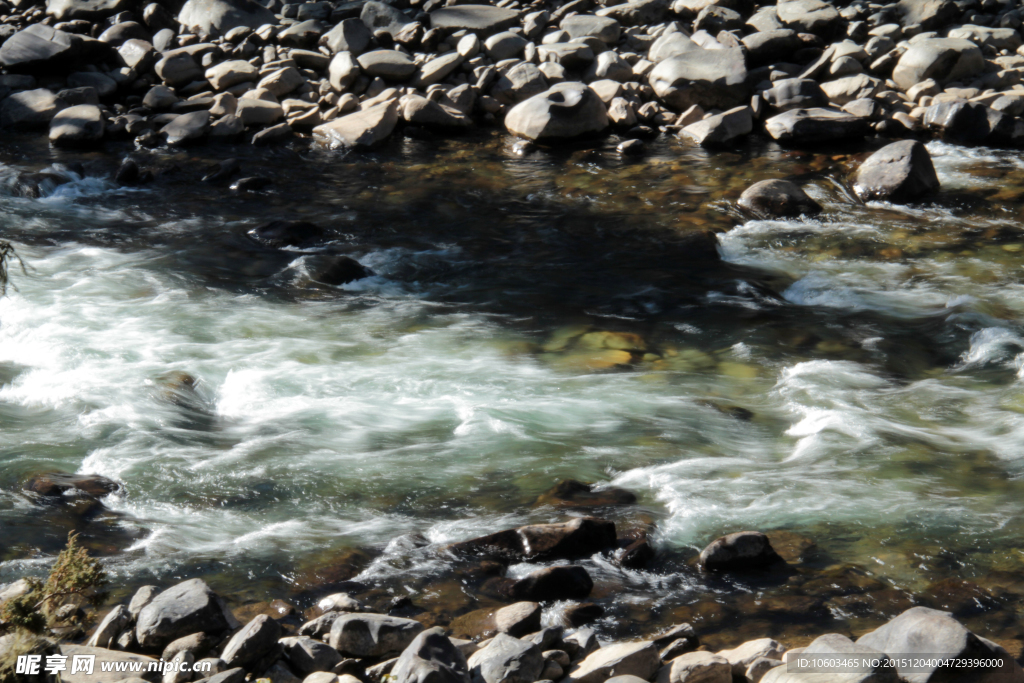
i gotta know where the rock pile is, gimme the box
[1,0,1024,151]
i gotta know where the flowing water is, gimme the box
[2,130,1024,650]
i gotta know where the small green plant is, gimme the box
[0,240,26,297]
[0,532,109,634]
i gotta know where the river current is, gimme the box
[2,131,1024,649]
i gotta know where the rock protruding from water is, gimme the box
[449,517,617,562]
[852,140,940,204]
[505,82,608,142]
[49,103,104,147]
[510,565,593,602]
[739,179,822,218]
[698,531,783,571]
[135,579,233,650]
[855,607,1024,683]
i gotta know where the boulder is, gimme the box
[896,0,958,30]
[313,99,399,149]
[1,88,67,128]
[856,607,1024,683]
[775,0,842,36]
[220,614,282,671]
[135,579,231,650]
[467,633,544,683]
[655,652,730,683]
[281,637,342,676]
[649,48,748,111]
[537,43,595,70]
[566,642,661,683]
[716,639,785,677]
[738,179,821,218]
[698,531,782,571]
[359,1,407,37]
[411,52,464,88]
[429,5,520,36]
[947,26,1022,52]
[510,565,593,602]
[67,72,116,97]
[321,19,372,55]
[392,627,471,683]
[451,602,541,640]
[49,103,104,147]
[922,99,993,145]
[763,108,869,144]
[162,111,210,145]
[46,0,132,21]
[0,25,81,73]
[118,39,155,71]
[449,517,616,562]
[328,614,425,658]
[177,0,276,37]
[23,472,120,497]
[852,140,939,203]
[491,62,548,106]
[357,50,416,81]
[504,82,608,142]
[206,60,258,90]
[401,94,471,128]
[87,605,131,648]
[162,632,215,662]
[560,15,620,44]
[535,480,637,508]
[892,39,983,92]
[761,78,827,113]
[820,74,881,105]
[328,52,360,92]
[128,587,160,620]
[585,52,632,83]
[595,0,667,26]
[647,32,698,62]
[484,32,528,60]
[155,51,203,87]
[741,29,801,67]
[680,105,751,146]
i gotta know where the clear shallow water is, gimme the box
[2,132,1024,648]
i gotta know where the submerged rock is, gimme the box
[698,531,783,571]
[534,480,637,508]
[510,565,593,602]
[852,140,940,204]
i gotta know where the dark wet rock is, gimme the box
[311,255,374,286]
[449,517,616,563]
[321,20,372,55]
[392,627,471,683]
[49,103,104,147]
[617,536,655,569]
[562,629,599,661]
[739,179,821,218]
[162,111,210,145]
[135,579,232,650]
[1,88,67,128]
[852,140,939,204]
[25,472,121,498]
[67,72,116,98]
[57,86,100,107]
[11,171,72,198]
[328,613,425,658]
[231,176,273,191]
[652,623,699,652]
[857,607,1022,682]
[535,480,636,508]
[0,25,81,73]
[566,641,660,683]
[680,105,752,146]
[467,633,544,683]
[504,82,608,142]
[87,605,131,649]
[202,158,241,184]
[281,636,343,675]
[510,565,593,602]
[429,5,519,36]
[563,602,604,627]
[763,107,870,144]
[698,531,783,571]
[221,614,282,672]
[649,47,748,111]
[892,38,983,92]
[178,0,276,37]
[314,100,400,149]
[450,602,541,639]
[247,222,323,248]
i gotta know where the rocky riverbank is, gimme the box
[3,530,1023,683]
[4,473,1024,683]
[1,0,1024,154]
